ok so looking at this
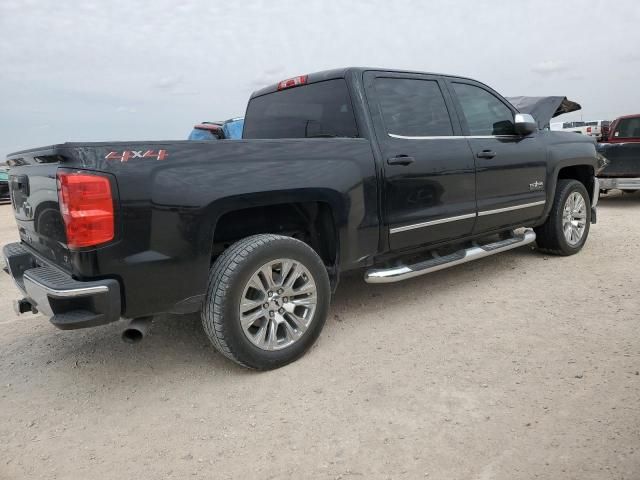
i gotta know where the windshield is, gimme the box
[243,79,358,139]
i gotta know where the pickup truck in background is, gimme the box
[597,114,640,193]
[551,120,587,135]
[585,120,611,141]
[550,120,611,141]
[3,68,599,369]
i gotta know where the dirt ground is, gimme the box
[0,192,638,480]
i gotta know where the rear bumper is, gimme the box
[3,242,121,329]
[599,177,640,190]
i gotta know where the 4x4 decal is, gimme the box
[105,150,168,162]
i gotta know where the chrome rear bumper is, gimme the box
[3,242,121,329]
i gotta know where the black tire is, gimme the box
[535,179,591,256]
[201,234,330,370]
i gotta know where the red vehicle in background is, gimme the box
[597,114,640,193]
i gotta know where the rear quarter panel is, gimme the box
[59,138,378,318]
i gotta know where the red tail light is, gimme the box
[277,75,308,90]
[57,171,115,249]
[587,126,592,134]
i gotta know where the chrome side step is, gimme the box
[364,229,536,284]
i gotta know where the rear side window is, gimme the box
[243,79,358,139]
[613,117,640,138]
[374,78,453,137]
[452,83,515,136]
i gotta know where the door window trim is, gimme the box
[388,133,519,140]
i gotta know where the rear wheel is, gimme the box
[535,179,591,256]
[202,234,330,370]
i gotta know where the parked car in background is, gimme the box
[550,121,588,135]
[550,119,611,141]
[597,114,640,192]
[188,121,225,140]
[0,167,9,202]
[585,120,611,141]
[188,118,244,140]
[3,67,599,369]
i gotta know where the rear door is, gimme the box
[446,80,547,234]
[364,71,477,251]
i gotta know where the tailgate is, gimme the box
[598,143,640,177]
[7,146,73,271]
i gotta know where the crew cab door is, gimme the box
[363,71,477,251]
[446,80,547,233]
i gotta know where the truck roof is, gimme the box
[614,113,640,120]
[250,67,477,99]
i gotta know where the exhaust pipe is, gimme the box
[13,298,36,315]
[121,316,153,344]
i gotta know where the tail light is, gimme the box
[57,171,115,249]
[587,126,592,134]
[277,75,308,90]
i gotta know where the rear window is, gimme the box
[243,79,358,139]
[0,171,7,181]
[613,117,640,138]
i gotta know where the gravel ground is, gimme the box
[0,193,639,480]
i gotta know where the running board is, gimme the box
[364,229,536,284]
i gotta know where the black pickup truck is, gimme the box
[4,68,599,369]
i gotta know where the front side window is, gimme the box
[452,83,515,136]
[613,117,640,138]
[374,78,453,137]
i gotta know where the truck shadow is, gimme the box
[7,245,536,389]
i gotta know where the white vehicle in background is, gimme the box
[550,121,587,135]
[550,120,611,141]
[584,120,611,141]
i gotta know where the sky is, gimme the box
[1,0,639,158]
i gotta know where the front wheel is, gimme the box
[202,234,330,370]
[535,179,591,256]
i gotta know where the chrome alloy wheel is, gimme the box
[562,191,587,246]
[239,259,318,351]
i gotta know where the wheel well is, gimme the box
[212,202,338,269]
[557,165,595,202]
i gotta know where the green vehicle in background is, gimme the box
[0,168,9,202]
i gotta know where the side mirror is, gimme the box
[514,113,537,136]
